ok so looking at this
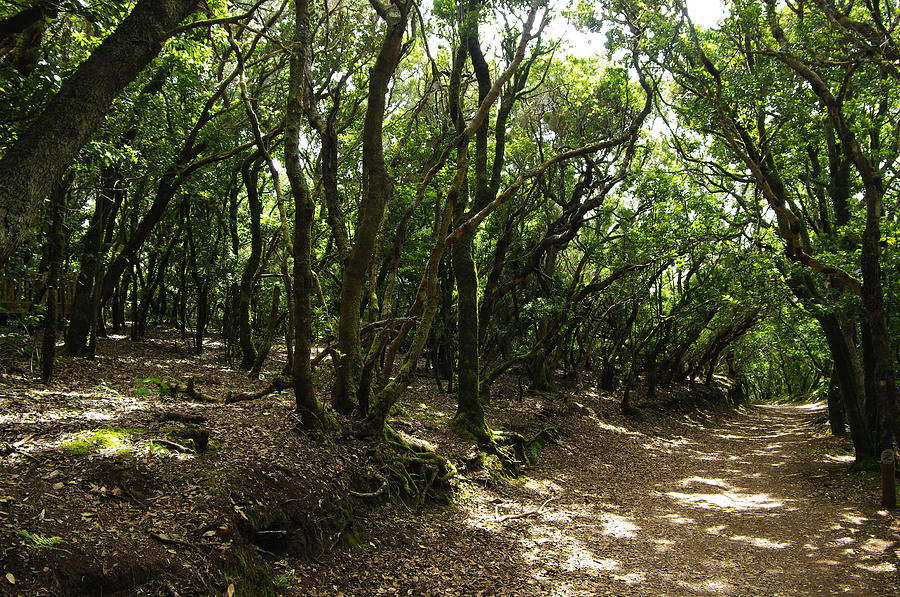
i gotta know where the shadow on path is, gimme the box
[458,401,900,596]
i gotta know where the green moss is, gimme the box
[343,529,363,551]
[225,548,277,597]
[389,402,409,417]
[482,453,514,482]
[61,428,144,455]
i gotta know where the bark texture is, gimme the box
[333,0,410,415]
[0,0,200,268]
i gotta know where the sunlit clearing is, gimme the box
[729,535,791,549]
[666,490,784,511]
[600,513,639,538]
[706,525,727,535]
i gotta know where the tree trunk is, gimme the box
[452,228,485,428]
[41,177,67,381]
[238,154,264,369]
[286,0,326,427]
[250,284,281,380]
[65,188,107,356]
[827,365,846,436]
[333,1,410,415]
[818,313,876,464]
[359,149,463,438]
[0,0,200,267]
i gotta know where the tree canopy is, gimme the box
[0,0,897,469]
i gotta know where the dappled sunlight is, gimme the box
[613,571,646,585]
[729,535,791,549]
[825,454,856,463]
[599,513,639,538]
[460,399,899,595]
[653,538,675,552]
[841,513,871,526]
[676,578,735,594]
[759,402,827,412]
[665,490,785,511]
[560,544,620,574]
[642,435,698,452]
[523,478,564,494]
[856,562,896,573]
[2,391,161,428]
[660,513,696,525]
[454,398,896,596]
[860,538,895,553]
[679,476,729,489]
[595,420,644,436]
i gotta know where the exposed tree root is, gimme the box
[451,416,559,477]
[148,438,194,454]
[365,425,457,509]
[152,377,220,403]
[451,416,526,476]
[225,376,292,404]
[152,376,293,405]
[348,472,389,500]
[496,496,556,523]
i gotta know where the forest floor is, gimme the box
[0,327,897,596]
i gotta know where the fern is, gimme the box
[14,530,70,553]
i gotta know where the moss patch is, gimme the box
[61,428,144,455]
[224,548,277,597]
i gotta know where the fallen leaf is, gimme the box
[226,583,235,597]
[52,482,63,490]
[5,572,14,584]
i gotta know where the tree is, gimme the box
[0,0,201,268]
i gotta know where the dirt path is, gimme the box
[292,399,900,596]
[1,331,896,595]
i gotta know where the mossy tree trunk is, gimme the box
[453,0,524,433]
[333,0,411,416]
[238,153,264,369]
[0,0,201,268]
[286,0,327,427]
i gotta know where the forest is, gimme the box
[0,0,898,594]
